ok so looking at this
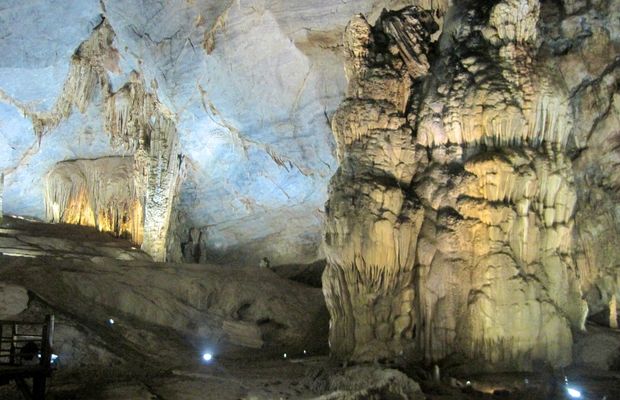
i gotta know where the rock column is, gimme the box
[324,0,588,370]
[323,8,437,362]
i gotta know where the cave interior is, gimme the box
[0,0,619,399]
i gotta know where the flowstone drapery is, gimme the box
[38,20,180,261]
[323,8,436,362]
[323,0,589,370]
[45,157,143,243]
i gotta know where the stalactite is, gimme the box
[31,17,181,261]
[30,19,117,137]
[44,157,143,243]
[102,74,180,261]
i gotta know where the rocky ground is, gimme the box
[0,216,619,399]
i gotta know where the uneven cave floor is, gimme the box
[0,216,619,399]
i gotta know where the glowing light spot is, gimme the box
[466,381,471,386]
[51,354,59,361]
[283,353,287,358]
[303,350,307,355]
[108,318,115,325]
[566,387,581,398]
[202,352,213,362]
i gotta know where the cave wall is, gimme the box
[0,0,618,372]
[323,0,619,371]
[1,0,449,265]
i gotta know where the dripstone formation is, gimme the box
[323,0,618,371]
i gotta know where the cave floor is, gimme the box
[1,357,619,399]
[0,356,327,399]
[1,216,619,399]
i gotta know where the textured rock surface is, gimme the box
[0,283,29,318]
[45,156,143,243]
[1,257,328,363]
[0,220,335,400]
[0,217,329,369]
[313,366,425,400]
[0,0,449,265]
[573,325,620,371]
[323,8,434,362]
[323,0,618,371]
[0,0,619,376]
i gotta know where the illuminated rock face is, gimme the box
[323,0,609,370]
[0,0,452,266]
[1,15,179,261]
[45,157,143,244]
[323,10,434,362]
[0,0,617,372]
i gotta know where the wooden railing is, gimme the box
[0,315,55,400]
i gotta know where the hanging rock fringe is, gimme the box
[44,157,144,244]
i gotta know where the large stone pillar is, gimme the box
[105,75,180,261]
[323,8,437,362]
[323,1,587,371]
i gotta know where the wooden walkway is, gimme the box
[0,315,54,400]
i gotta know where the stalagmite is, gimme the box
[104,74,180,261]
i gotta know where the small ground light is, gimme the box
[566,387,582,398]
[202,352,213,362]
[283,353,287,358]
[303,350,307,355]
[108,318,115,325]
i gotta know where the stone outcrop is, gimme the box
[322,0,613,371]
[323,9,436,362]
[312,366,425,400]
[0,283,29,319]
[0,218,329,369]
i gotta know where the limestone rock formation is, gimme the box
[573,326,620,371]
[313,366,425,400]
[0,0,618,377]
[323,8,435,362]
[45,157,143,243]
[1,0,454,266]
[0,218,329,369]
[322,0,618,371]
